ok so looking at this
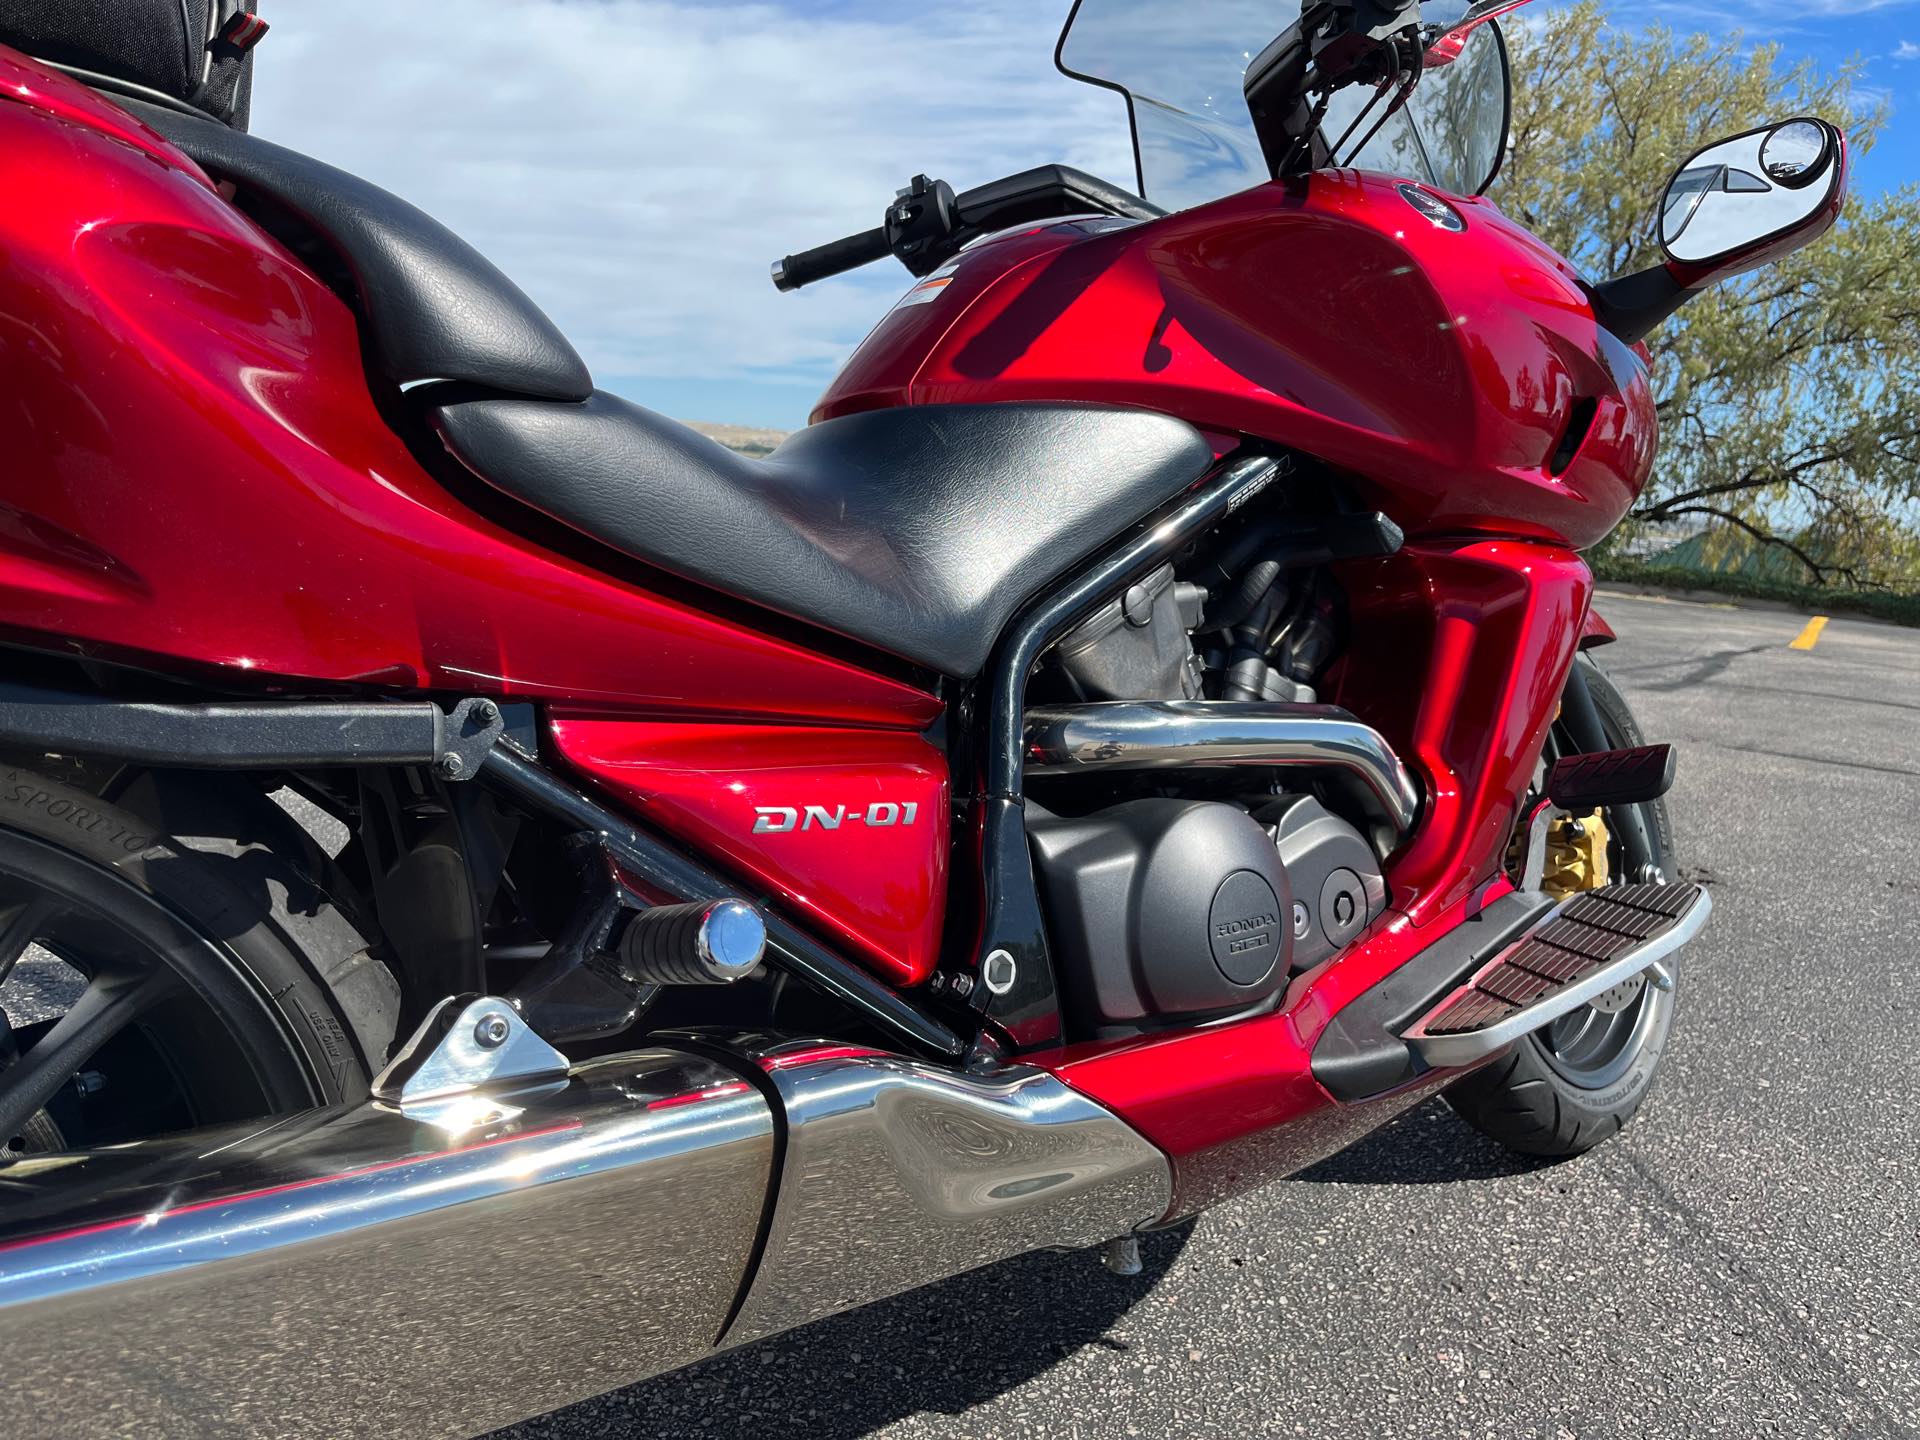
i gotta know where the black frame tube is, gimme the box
[971,456,1282,1045]
[985,455,1282,802]
[0,682,502,772]
[480,745,966,1059]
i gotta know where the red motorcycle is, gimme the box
[0,1,1845,1433]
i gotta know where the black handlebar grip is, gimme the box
[771,226,891,291]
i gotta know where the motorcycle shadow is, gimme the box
[496,1223,1195,1440]
[1289,1096,1559,1185]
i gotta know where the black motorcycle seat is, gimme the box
[124,99,592,402]
[117,99,1213,676]
[433,395,1214,678]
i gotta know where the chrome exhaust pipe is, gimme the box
[1023,700,1421,848]
[0,1005,1170,1437]
[0,1037,776,1438]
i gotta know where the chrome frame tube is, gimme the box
[984,455,1282,801]
[1022,700,1421,848]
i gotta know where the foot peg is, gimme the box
[1401,881,1709,1067]
[614,900,767,986]
[510,832,768,1043]
[1547,743,1675,810]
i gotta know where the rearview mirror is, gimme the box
[1658,118,1846,280]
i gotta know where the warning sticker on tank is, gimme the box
[890,258,961,311]
[894,275,954,308]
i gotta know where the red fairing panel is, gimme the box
[1335,538,1592,923]
[1057,887,1506,1217]
[821,173,1659,550]
[549,718,951,985]
[1051,541,1591,1216]
[0,55,936,729]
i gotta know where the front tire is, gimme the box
[1444,655,1678,1158]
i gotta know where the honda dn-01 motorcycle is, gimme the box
[0,0,1845,1433]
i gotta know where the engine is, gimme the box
[1025,506,1396,1036]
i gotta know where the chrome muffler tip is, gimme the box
[0,1042,776,1437]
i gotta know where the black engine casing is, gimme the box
[1028,798,1293,1030]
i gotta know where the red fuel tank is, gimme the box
[818,171,1658,550]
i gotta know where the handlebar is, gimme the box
[770,165,1163,292]
[771,226,891,293]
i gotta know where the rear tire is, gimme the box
[0,767,398,1154]
[1443,655,1678,1158]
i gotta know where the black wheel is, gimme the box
[0,767,398,1158]
[1444,655,1678,1158]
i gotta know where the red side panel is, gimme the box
[548,717,950,985]
[0,55,935,729]
[1047,541,1590,1216]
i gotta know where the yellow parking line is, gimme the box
[1789,615,1829,651]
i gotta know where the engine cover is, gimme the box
[1028,799,1293,1030]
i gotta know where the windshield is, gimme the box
[1057,0,1515,213]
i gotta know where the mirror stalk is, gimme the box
[1589,265,1698,348]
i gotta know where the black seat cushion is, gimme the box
[434,396,1213,678]
[124,99,592,402]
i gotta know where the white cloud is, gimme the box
[251,0,1132,408]
[1895,38,1920,58]
[1578,0,1919,38]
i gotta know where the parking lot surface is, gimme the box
[494,593,1913,1437]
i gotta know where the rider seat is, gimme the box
[124,102,1214,677]
[434,394,1212,677]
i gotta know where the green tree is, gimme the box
[1496,1,1920,588]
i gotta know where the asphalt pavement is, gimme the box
[498,593,1920,1440]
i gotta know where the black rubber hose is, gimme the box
[1203,558,1287,634]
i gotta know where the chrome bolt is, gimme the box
[470,698,500,727]
[473,1011,512,1049]
[1292,901,1311,939]
[436,752,465,778]
[982,949,1018,997]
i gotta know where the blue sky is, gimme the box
[254,0,1919,431]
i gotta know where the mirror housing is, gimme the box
[1591,117,1847,346]
[1659,118,1845,282]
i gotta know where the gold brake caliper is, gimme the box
[1539,809,1611,900]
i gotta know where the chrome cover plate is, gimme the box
[373,992,571,1126]
[721,1044,1173,1346]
